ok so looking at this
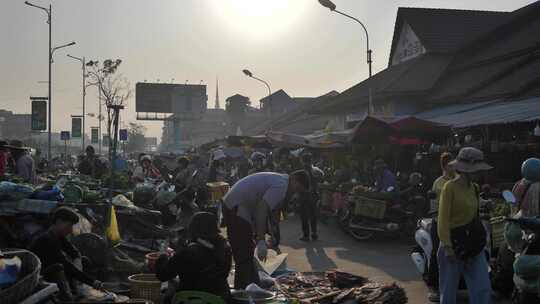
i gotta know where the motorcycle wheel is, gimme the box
[337,208,351,232]
[348,218,374,241]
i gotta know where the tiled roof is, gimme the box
[389,7,510,63]
[309,54,451,114]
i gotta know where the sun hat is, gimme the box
[449,147,492,173]
[140,155,152,163]
[7,140,29,151]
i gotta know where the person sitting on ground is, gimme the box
[29,207,103,301]
[155,212,232,302]
[132,154,161,182]
[8,140,36,184]
[373,159,397,193]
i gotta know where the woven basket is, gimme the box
[491,217,506,249]
[0,249,41,304]
[128,273,162,304]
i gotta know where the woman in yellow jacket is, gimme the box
[437,147,493,304]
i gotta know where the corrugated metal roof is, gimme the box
[417,97,540,128]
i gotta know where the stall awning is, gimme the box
[415,97,540,128]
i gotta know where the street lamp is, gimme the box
[318,0,374,114]
[242,69,272,117]
[25,1,75,160]
[67,54,87,153]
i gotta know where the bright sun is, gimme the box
[214,0,308,40]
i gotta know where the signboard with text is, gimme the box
[71,117,82,138]
[60,131,70,141]
[31,98,47,131]
[119,129,128,141]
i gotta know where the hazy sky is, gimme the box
[1,0,535,139]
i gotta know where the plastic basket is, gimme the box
[0,249,41,304]
[490,217,506,249]
[352,196,387,219]
[128,273,162,304]
[207,182,230,202]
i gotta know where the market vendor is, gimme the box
[155,212,232,302]
[78,145,102,178]
[223,171,309,289]
[373,159,397,193]
[8,140,36,184]
[29,207,103,301]
[132,154,161,182]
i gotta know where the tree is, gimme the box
[86,59,131,160]
[126,122,147,153]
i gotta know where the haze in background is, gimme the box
[0,0,535,140]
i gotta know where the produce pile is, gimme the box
[276,271,407,304]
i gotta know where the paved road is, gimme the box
[277,217,510,304]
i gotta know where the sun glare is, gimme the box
[214,0,308,40]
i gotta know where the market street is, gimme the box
[278,217,510,304]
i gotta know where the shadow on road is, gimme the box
[279,216,419,282]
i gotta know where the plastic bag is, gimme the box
[105,206,121,245]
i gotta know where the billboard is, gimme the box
[135,83,208,117]
[91,127,99,144]
[31,98,47,131]
[60,131,70,141]
[71,117,82,138]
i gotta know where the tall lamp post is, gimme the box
[25,1,75,160]
[242,69,273,123]
[67,54,86,153]
[318,0,373,114]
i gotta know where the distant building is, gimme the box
[0,110,32,140]
[260,90,300,118]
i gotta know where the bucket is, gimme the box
[145,252,161,272]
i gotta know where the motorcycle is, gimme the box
[502,190,540,303]
[338,187,417,240]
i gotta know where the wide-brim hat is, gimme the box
[6,140,29,151]
[449,147,493,173]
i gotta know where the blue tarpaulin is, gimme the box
[415,97,540,128]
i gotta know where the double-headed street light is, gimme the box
[25,1,75,160]
[318,0,374,114]
[67,54,87,153]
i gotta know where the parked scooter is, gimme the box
[502,190,540,303]
[338,187,417,240]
